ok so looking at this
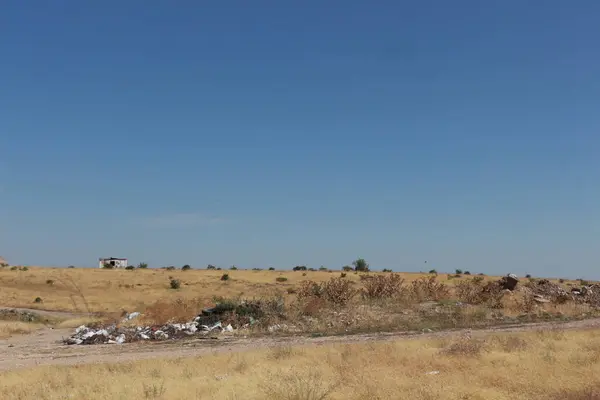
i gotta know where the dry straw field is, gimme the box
[1,265,600,399]
[2,327,600,399]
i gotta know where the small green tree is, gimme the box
[352,258,369,272]
[428,269,438,274]
[230,265,238,270]
[137,262,148,269]
[455,269,463,275]
[207,264,217,270]
[181,265,191,271]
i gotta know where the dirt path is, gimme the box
[2,317,600,372]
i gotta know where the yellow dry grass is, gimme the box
[0,321,45,339]
[1,328,599,399]
[0,267,521,314]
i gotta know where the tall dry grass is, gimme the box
[0,267,510,313]
[1,328,600,399]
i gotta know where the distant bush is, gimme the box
[220,273,230,281]
[353,258,369,272]
[102,263,114,269]
[319,266,328,271]
[68,265,75,269]
[169,279,181,289]
[181,265,191,271]
[302,272,307,276]
[472,276,485,283]
[10,266,17,271]
[125,265,135,270]
[276,277,288,282]
[252,268,262,271]
[526,274,532,278]
[342,266,354,272]
[340,272,347,278]
[20,266,29,271]
[165,266,176,271]
[293,265,307,271]
[230,265,238,270]
[46,279,54,285]
[382,268,393,273]
[559,278,565,283]
[137,263,148,269]
[207,265,217,270]
[268,267,275,271]
[308,268,316,272]
[34,297,42,303]
[455,269,463,275]
[428,269,438,274]
[0,263,8,268]
[464,271,471,275]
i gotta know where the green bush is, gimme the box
[429,269,438,274]
[125,265,135,270]
[464,271,471,275]
[455,269,463,275]
[352,258,369,272]
[319,266,328,271]
[276,277,288,282]
[34,297,42,303]
[230,265,238,270]
[268,267,275,271]
[181,265,191,271]
[220,273,230,281]
[137,262,148,269]
[207,265,217,270]
[169,279,181,289]
[382,268,393,272]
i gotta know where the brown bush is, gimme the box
[441,334,487,357]
[361,274,406,300]
[297,278,357,307]
[410,276,450,302]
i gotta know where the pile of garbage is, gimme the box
[523,279,600,305]
[64,298,284,345]
[65,319,229,345]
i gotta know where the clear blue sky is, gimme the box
[1,1,598,277]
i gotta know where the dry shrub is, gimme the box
[492,334,529,352]
[268,345,295,360]
[141,298,202,325]
[302,297,327,317]
[297,278,357,307]
[441,333,487,357]
[361,274,406,300]
[455,279,486,304]
[548,384,600,400]
[410,276,450,302]
[261,369,337,400]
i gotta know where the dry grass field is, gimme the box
[0,266,572,314]
[0,266,498,313]
[1,327,600,399]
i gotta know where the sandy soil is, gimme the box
[2,316,600,372]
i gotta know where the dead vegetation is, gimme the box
[2,328,600,399]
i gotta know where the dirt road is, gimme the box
[2,317,600,372]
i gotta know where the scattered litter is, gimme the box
[122,312,141,322]
[64,298,285,345]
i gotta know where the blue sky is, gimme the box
[1,1,598,277]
